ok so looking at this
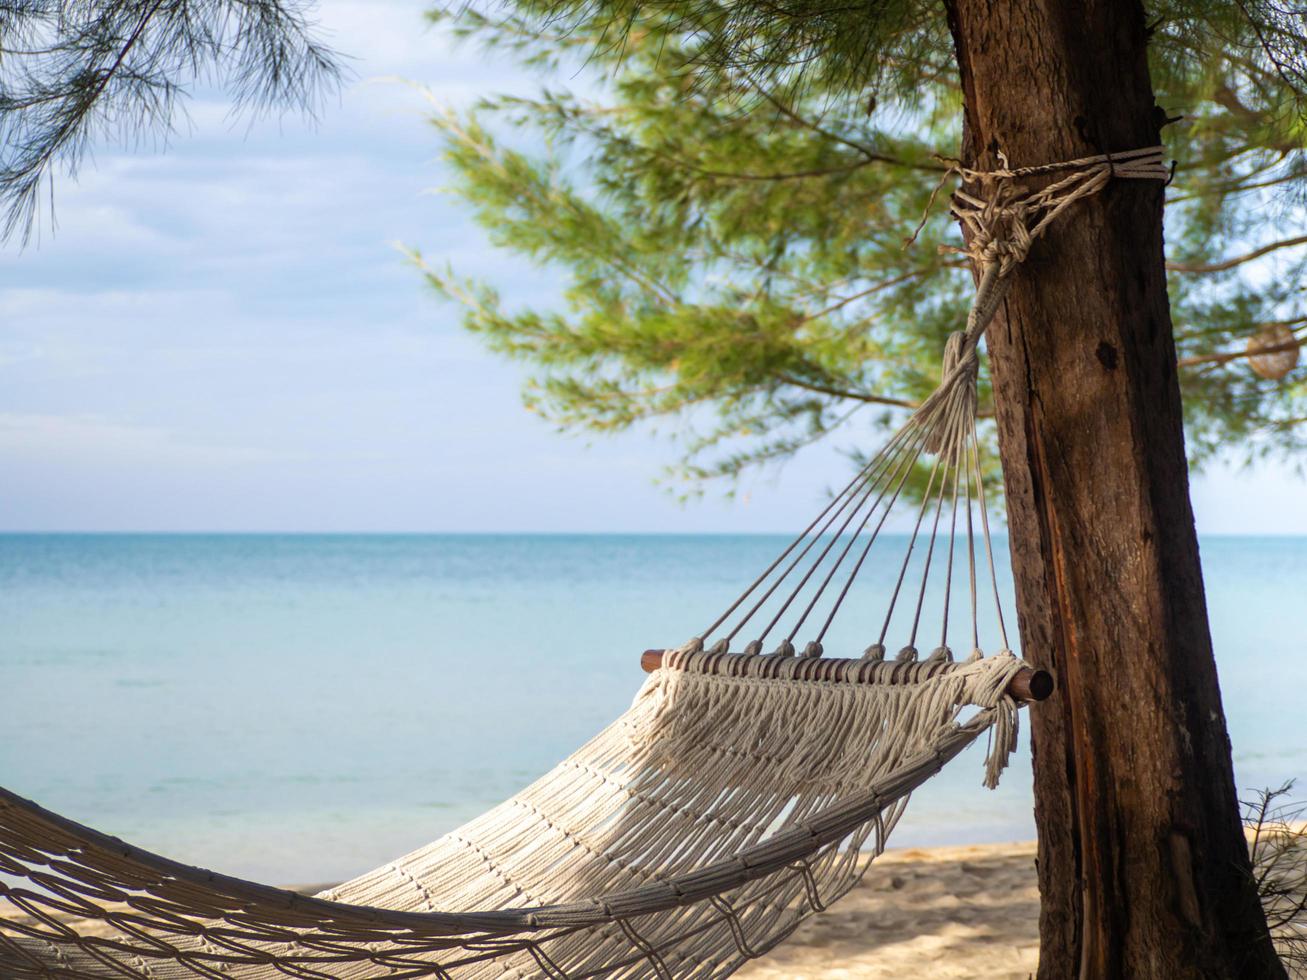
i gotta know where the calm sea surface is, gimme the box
[3,533,1304,884]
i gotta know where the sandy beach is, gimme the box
[740,841,1039,979]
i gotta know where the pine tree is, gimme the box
[419,0,1304,974]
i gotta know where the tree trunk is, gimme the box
[940,1,1285,976]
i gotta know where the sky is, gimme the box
[0,0,1304,534]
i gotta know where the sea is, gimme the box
[3,533,1304,886]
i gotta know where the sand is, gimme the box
[738,841,1039,979]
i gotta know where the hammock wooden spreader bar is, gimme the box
[639,649,1056,702]
[0,145,1167,980]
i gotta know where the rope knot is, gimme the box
[978,222,1033,272]
[940,330,979,379]
[923,331,980,457]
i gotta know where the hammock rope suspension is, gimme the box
[691,145,1168,670]
[0,145,1168,980]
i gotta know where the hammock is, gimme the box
[0,146,1167,979]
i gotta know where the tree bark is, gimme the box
[940,1,1285,976]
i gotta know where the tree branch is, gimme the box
[801,266,940,322]
[741,72,948,174]
[672,157,879,182]
[1177,319,1306,369]
[775,373,920,408]
[1165,166,1307,204]
[1166,235,1307,274]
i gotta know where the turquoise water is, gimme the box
[2,533,1304,885]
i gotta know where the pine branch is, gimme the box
[1177,319,1306,370]
[775,373,919,409]
[1167,235,1307,274]
[743,71,948,174]
[0,0,345,243]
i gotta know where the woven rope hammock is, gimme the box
[0,146,1168,979]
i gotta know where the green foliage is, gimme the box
[0,1,343,243]
[417,0,1307,493]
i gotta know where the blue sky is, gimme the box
[1,0,1303,534]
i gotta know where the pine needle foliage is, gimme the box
[0,1,344,243]
[418,0,1307,493]
[1245,782,1307,971]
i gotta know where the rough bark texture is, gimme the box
[940,1,1286,977]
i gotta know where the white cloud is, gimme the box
[0,286,231,316]
[0,413,282,468]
